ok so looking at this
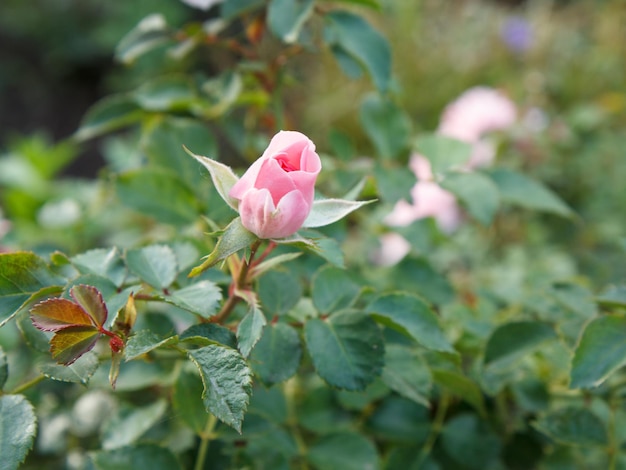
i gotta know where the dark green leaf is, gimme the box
[188,345,253,432]
[115,14,172,64]
[382,344,431,407]
[312,266,361,313]
[173,368,210,433]
[488,168,574,217]
[91,444,182,470]
[360,94,411,160]
[237,303,267,357]
[393,258,455,305]
[431,368,486,417]
[251,323,301,386]
[0,252,65,327]
[268,0,315,43]
[124,330,178,361]
[441,413,501,470]
[38,351,99,385]
[180,323,237,348]
[258,271,302,316]
[570,314,626,389]
[484,321,556,370]
[596,284,626,309]
[307,432,379,470]
[547,282,597,318]
[221,0,264,20]
[413,134,472,174]
[126,245,178,290]
[101,400,168,449]
[374,164,415,204]
[0,394,37,470]
[74,95,144,141]
[324,11,391,92]
[115,168,200,225]
[305,310,384,390]
[533,407,608,446]
[164,280,222,318]
[71,248,127,288]
[134,76,197,112]
[0,346,6,390]
[441,172,500,225]
[368,293,454,353]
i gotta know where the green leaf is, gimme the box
[570,314,626,389]
[484,321,557,370]
[179,323,237,348]
[164,280,222,318]
[258,270,302,316]
[134,76,197,112]
[189,218,257,276]
[547,282,597,318]
[596,284,626,309]
[304,198,374,228]
[320,0,380,9]
[0,252,65,327]
[487,168,574,217]
[305,310,384,390]
[324,11,391,92]
[441,172,500,225]
[221,0,264,20]
[312,266,361,313]
[184,147,240,210]
[250,252,302,279]
[367,293,454,353]
[173,368,210,433]
[298,229,346,268]
[359,94,411,159]
[441,413,501,470]
[188,345,253,432]
[102,400,168,449]
[250,323,302,386]
[533,407,608,446]
[125,330,178,361]
[38,351,99,385]
[374,164,415,204]
[382,344,431,407]
[74,95,144,141]
[237,303,267,357]
[413,134,472,174]
[50,327,102,365]
[115,168,200,225]
[431,368,486,417]
[126,245,178,290]
[0,346,6,390]
[115,14,172,64]
[268,0,315,43]
[307,432,379,470]
[199,71,243,119]
[71,248,127,288]
[0,395,37,470]
[91,444,182,470]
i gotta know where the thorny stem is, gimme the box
[211,240,264,324]
[194,413,218,470]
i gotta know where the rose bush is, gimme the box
[229,131,321,239]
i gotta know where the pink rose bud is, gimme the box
[229,131,321,239]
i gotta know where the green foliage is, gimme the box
[0,395,37,470]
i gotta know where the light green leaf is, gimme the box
[0,252,65,328]
[432,369,486,418]
[134,76,197,112]
[360,94,411,159]
[71,248,127,288]
[126,245,178,290]
[533,407,608,446]
[268,0,314,43]
[312,266,361,314]
[596,284,626,309]
[189,218,257,276]
[382,345,431,407]
[199,71,243,119]
[102,400,168,450]
[304,198,374,228]
[367,293,454,353]
[305,310,384,391]
[298,230,346,268]
[413,134,472,174]
[38,351,99,385]
[74,95,144,141]
[115,14,172,65]
[488,168,574,217]
[484,321,556,370]
[374,164,415,203]
[307,432,379,470]
[570,314,626,389]
[320,0,380,9]
[324,11,391,92]
[250,323,302,386]
[188,345,253,432]
[124,330,178,361]
[115,168,200,225]
[250,253,302,279]
[184,147,239,210]
[91,444,182,470]
[237,302,267,358]
[173,368,210,434]
[441,172,500,225]
[164,280,222,318]
[221,0,264,20]
[0,394,37,470]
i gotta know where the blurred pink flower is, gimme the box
[372,233,411,267]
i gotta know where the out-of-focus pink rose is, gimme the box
[372,232,411,267]
[438,87,517,168]
[229,131,321,239]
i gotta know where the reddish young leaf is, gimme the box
[70,284,108,327]
[50,326,101,365]
[31,298,95,331]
